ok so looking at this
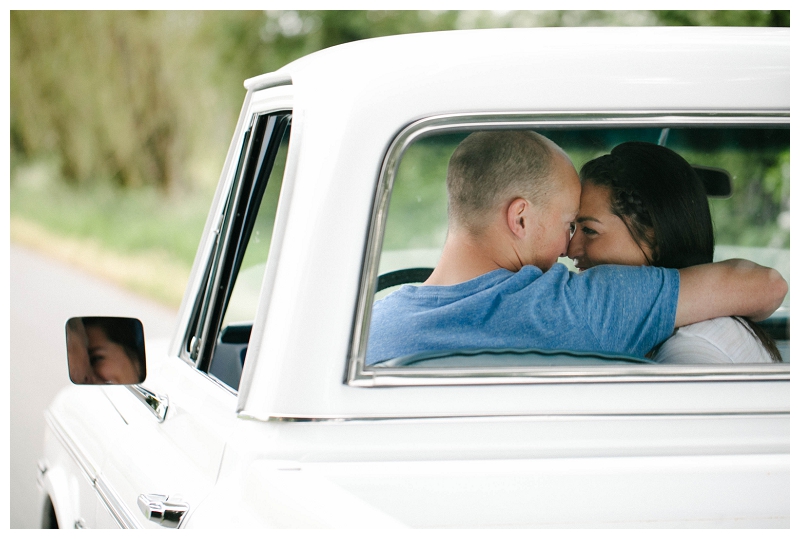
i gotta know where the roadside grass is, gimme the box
[10,159,215,308]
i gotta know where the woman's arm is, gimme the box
[675,259,787,327]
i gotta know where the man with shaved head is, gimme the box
[366,130,786,365]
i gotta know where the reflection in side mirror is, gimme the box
[65,317,146,385]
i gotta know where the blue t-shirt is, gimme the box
[366,263,679,365]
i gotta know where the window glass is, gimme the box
[372,124,789,367]
[221,128,289,327]
[189,113,290,390]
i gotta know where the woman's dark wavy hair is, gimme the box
[580,141,781,362]
[82,317,146,376]
[580,142,714,269]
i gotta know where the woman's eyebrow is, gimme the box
[576,216,601,224]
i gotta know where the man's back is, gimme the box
[367,264,678,365]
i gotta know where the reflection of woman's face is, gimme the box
[567,182,652,271]
[85,326,140,384]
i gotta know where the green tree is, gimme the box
[12,12,182,189]
[11,10,789,194]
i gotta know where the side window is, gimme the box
[186,112,291,390]
[365,122,789,372]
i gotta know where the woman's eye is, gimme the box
[581,226,598,237]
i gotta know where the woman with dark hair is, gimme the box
[568,141,781,363]
[82,317,146,383]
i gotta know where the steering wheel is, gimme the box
[376,267,433,292]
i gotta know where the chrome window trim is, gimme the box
[178,124,252,368]
[207,372,240,397]
[177,89,293,371]
[176,87,257,366]
[348,111,790,387]
[351,364,789,388]
[180,108,292,394]
[190,114,263,374]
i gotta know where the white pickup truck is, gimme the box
[38,27,789,528]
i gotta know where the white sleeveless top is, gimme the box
[653,317,773,364]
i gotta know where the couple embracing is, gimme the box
[367,131,786,366]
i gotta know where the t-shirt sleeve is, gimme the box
[564,265,679,357]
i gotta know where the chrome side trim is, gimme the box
[44,411,97,484]
[127,385,169,423]
[348,111,790,387]
[95,474,141,529]
[238,409,788,424]
[44,411,142,529]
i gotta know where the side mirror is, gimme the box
[65,317,146,385]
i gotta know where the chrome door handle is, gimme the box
[137,494,189,528]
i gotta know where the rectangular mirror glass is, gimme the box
[65,317,146,385]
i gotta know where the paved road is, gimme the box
[9,245,178,529]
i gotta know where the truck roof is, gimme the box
[245,27,788,112]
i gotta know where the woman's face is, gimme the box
[85,325,141,384]
[567,182,652,271]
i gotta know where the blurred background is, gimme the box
[10,9,790,307]
[8,10,790,529]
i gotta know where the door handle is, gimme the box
[137,494,189,528]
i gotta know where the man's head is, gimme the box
[445,130,580,270]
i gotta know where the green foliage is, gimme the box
[11,9,788,194]
[9,10,789,302]
[10,159,212,266]
[653,10,788,27]
[13,12,179,189]
[706,149,790,249]
[385,127,790,255]
[383,137,454,250]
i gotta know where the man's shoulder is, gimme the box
[578,264,662,277]
[574,264,678,285]
[561,264,680,314]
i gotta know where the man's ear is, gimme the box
[506,197,529,239]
